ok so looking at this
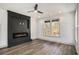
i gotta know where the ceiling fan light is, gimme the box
[34,10,37,12]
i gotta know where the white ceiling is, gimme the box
[0,3,77,18]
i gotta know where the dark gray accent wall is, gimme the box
[8,10,32,47]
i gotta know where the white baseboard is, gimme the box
[37,38,74,46]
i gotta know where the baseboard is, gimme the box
[0,43,8,48]
[0,45,7,49]
[36,38,74,46]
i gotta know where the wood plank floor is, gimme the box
[0,39,77,55]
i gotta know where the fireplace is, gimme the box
[13,32,28,38]
[8,11,32,47]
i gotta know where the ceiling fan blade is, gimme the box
[37,10,43,14]
[27,10,34,13]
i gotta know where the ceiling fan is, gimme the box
[27,4,43,14]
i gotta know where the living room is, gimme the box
[0,3,78,55]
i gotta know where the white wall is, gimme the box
[37,12,75,45]
[0,9,8,48]
[31,17,37,39]
[75,4,79,54]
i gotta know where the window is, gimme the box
[43,19,60,37]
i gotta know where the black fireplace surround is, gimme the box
[8,11,32,47]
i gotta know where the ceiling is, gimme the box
[0,3,77,18]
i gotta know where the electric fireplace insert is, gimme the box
[13,32,28,38]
